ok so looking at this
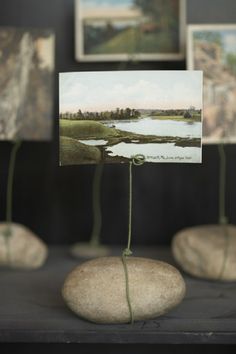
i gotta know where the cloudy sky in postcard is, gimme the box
[81,0,133,9]
[60,71,202,113]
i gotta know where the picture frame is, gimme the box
[75,0,186,62]
[187,24,236,144]
[0,26,55,141]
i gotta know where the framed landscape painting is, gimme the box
[75,0,186,62]
[188,24,236,144]
[59,70,202,165]
[0,27,55,141]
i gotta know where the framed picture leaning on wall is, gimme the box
[187,24,236,144]
[75,0,186,62]
[0,27,55,141]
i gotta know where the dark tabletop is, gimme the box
[0,246,236,344]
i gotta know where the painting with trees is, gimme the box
[0,27,55,141]
[59,71,203,165]
[75,0,186,61]
[188,24,236,144]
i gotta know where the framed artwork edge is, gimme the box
[202,138,236,145]
[187,23,236,145]
[75,0,187,62]
[187,23,236,68]
[0,26,55,141]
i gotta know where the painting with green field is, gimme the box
[188,25,236,144]
[75,0,186,61]
[59,71,203,165]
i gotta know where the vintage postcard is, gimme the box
[188,24,236,144]
[59,71,202,165]
[0,27,55,141]
[75,0,186,62]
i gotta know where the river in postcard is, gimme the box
[80,117,202,163]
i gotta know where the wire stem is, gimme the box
[90,163,103,247]
[217,144,230,279]
[122,155,145,324]
[122,161,134,324]
[127,161,132,251]
[218,144,227,225]
[5,141,22,236]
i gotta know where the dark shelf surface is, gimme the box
[0,246,236,344]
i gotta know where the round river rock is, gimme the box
[62,256,186,324]
[0,222,48,269]
[172,224,236,281]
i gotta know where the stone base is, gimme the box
[62,256,186,324]
[0,222,48,269]
[172,224,236,281]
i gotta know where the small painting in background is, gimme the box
[0,27,55,141]
[59,71,202,165]
[75,0,186,61]
[188,25,236,144]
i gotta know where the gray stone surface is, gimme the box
[0,222,48,269]
[172,224,236,281]
[62,256,186,324]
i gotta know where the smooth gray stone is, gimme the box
[0,222,48,269]
[62,256,186,324]
[172,224,236,281]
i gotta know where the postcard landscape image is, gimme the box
[188,25,236,143]
[59,71,202,165]
[76,0,185,61]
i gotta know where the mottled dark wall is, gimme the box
[0,0,236,246]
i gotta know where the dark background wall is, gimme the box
[0,0,236,246]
